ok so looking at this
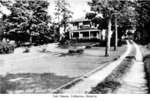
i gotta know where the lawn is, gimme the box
[0,43,127,93]
[141,45,150,93]
[90,44,136,94]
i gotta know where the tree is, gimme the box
[54,0,73,41]
[88,0,118,56]
[113,1,138,50]
[2,1,30,44]
[27,0,51,44]
[2,0,51,45]
[135,1,150,44]
[0,19,4,40]
[0,0,12,41]
[88,0,138,56]
[86,12,107,29]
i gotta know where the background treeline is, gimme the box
[0,0,150,51]
[0,0,59,47]
[86,0,150,56]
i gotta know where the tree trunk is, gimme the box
[105,18,112,57]
[30,36,32,43]
[114,17,118,51]
[58,25,62,41]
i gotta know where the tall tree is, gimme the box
[135,0,150,44]
[27,0,51,44]
[54,0,72,41]
[88,0,137,56]
[2,0,51,45]
[3,0,30,44]
[113,0,138,50]
[0,0,12,41]
[0,19,4,41]
[88,0,118,56]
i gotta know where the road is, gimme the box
[57,41,132,94]
[114,41,147,94]
[0,41,147,94]
[55,40,148,94]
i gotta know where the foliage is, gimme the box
[86,12,107,29]
[88,0,138,29]
[135,1,150,44]
[54,0,72,25]
[0,19,5,40]
[88,0,138,55]
[2,0,51,45]
[136,1,150,28]
[54,0,73,40]
[0,42,15,54]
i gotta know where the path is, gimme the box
[60,41,132,94]
[114,41,148,94]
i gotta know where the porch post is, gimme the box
[72,32,74,39]
[99,31,101,39]
[79,31,81,39]
[89,31,91,39]
[69,32,72,39]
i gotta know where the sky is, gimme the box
[0,2,11,17]
[48,0,91,20]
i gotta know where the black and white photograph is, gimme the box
[0,0,150,99]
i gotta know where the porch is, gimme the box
[69,29,102,40]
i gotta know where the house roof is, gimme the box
[70,17,90,23]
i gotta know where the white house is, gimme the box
[68,18,105,41]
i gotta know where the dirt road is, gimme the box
[55,41,148,94]
[56,41,132,94]
[114,41,147,94]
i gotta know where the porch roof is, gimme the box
[72,28,100,32]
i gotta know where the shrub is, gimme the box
[0,42,15,54]
[68,48,84,54]
[39,48,47,53]
[76,49,84,54]
[23,48,30,53]
[85,45,92,49]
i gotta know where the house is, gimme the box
[68,17,104,41]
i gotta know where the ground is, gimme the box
[0,43,126,93]
[59,41,148,94]
[140,45,150,93]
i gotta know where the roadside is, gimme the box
[90,41,147,94]
[141,44,150,93]
[113,41,147,94]
[90,42,136,94]
[0,42,127,93]
[54,41,132,94]
[57,41,148,94]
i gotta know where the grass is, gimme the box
[0,43,127,94]
[0,73,75,93]
[89,45,136,94]
[89,58,133,94]
[59,42,99,49]
[0,76,19,94]
[141,45,150,94]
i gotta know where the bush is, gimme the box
[68,48,84,54]
[76,49,84,54]
[0,42,15,54]
[23,48,30,53]
[40,48,47,53]
[85,45,92,49]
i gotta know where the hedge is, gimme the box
[0,42,15,54]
